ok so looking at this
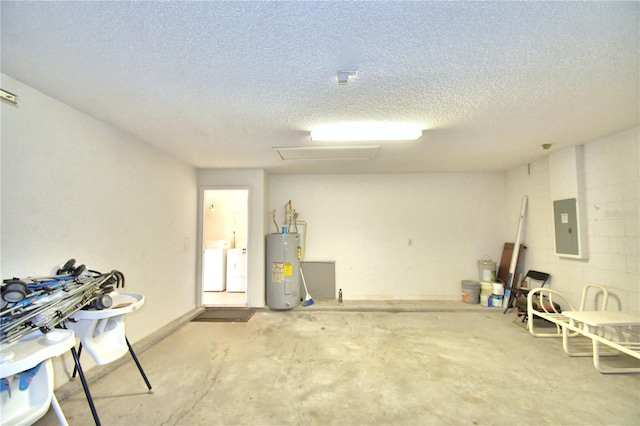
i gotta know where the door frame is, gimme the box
[197,185,252,307]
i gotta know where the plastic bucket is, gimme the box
[491,295,504,308]
[492,282,504,296]
[477,256,497,282]
[461,280,480,304]
[480,281,493,296]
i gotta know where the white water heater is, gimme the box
[266,233,300,310]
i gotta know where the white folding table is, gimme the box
[562,310,640,374]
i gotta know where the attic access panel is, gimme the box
[273,146,380,160]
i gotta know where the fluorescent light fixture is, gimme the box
[273,146,380,160]
[0,89,18,105]
[310,123,423,142]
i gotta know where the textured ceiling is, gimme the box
[1,1,638,174]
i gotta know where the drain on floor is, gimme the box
[191,309,255,322]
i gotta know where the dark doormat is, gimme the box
[191,308,255,322]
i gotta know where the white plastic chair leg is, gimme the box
[592,339,640,374]
[562,324,616,357]
[50,394,69,426]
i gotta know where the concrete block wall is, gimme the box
[506,127,639,313]
[505,160,552,271]
[583,127,639,312]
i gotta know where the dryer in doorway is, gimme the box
[226,248,247,292]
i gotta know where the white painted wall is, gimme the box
[203,189,248,247]
[506,127,639,314]
[1,74,198,378]
[269,173,508,300]
[197,169,268,308]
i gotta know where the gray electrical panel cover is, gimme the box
[553,198,579,256]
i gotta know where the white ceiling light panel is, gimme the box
[310,123,423,142]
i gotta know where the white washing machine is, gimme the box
[203,248,227,291]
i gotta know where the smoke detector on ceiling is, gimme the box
[337,71,357,85]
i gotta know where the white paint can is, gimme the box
[491,295,503,308]
[492,283,505,296]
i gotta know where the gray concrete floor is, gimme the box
[36,301,640,425]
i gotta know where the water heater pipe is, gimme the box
[272,209,279,233]
[284,200,293,230]
[292,221,307,258]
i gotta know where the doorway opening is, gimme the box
[202,189,249,307]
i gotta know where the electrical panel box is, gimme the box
[553,198,580,256]
[549,146,588,259]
